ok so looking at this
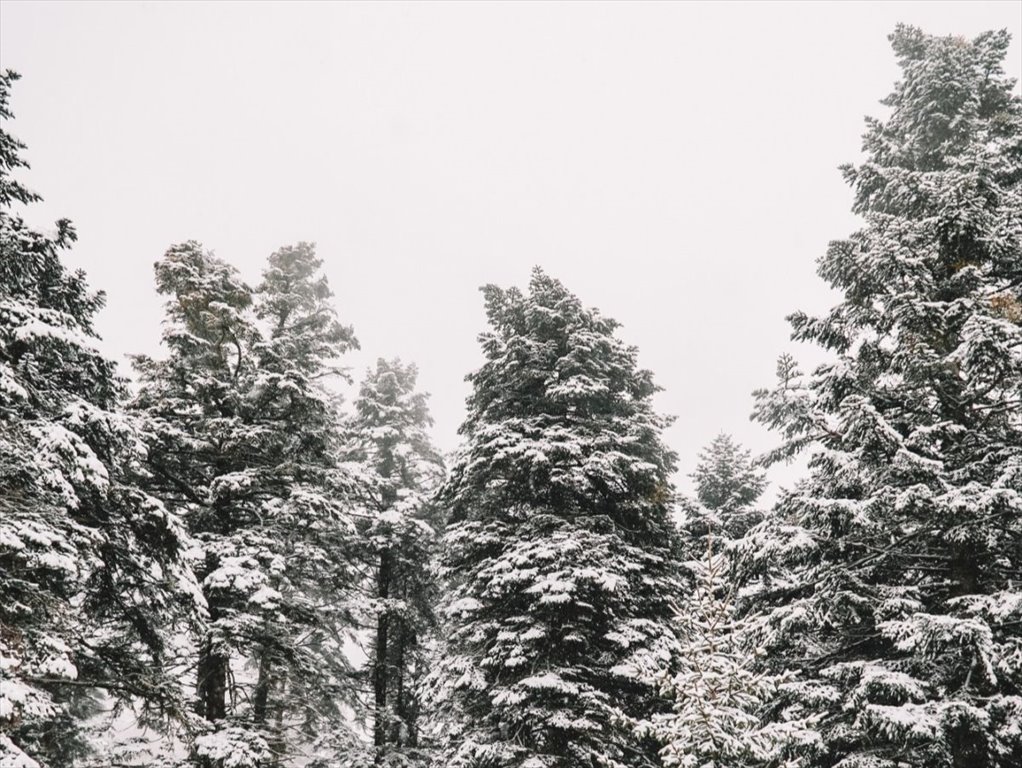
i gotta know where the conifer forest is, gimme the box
[1,14,1022,768]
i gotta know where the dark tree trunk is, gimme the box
[194,553,229,768]
[374,548,392,762]
[268,676,287,768]
[196,560,228,726]
[392,615,406,745]
[950,545,980,596]
[195,635,228,722]
[194,620,229,768]
[253,644,273,723]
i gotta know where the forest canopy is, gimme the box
[1,22,1021,768]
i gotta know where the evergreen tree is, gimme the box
[652,541,784,768]
[349,358,445,767]
[131,241,267,766]
[0,70,198,768]
[132,241,363,766]
[247,242,364,764]
[745,26,1022,768]
[679,433,765,559]
[432,268,683,768]
[650,435,794,768]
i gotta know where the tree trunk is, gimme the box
[253,643,273,723]
[950,544,980,596]
[194,554,229,768]
[196,563,228,725]
[374,549,392,762]
[393,616,406,746]
[195,634,228,722]
[268,676,287,768]
[194,621,229,768]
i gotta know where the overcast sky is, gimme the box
[2,1,1020,498]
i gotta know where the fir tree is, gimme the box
[652,541,784,768]
[680,433,765,560]
[131,241,267,766]
[0,70,198,768]
[432,268,683,768]
[651,436,792,768]
[745,26,1022,768]
[132,242,364,766]
[247,242,364,764]
[248,243,367,764]
[349,358,445,767]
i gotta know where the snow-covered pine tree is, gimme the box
[133,241,365,766]
[248,242,365,764]
[432,268,683,768]
[744,26,1022,768]
[679,433,765,560]
[0,70,199,768]
[650,435,789,768]
[348,358,445,767]
[131,241,267,766]
[652,542,782,768]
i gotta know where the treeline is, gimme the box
[2,23,1021,768]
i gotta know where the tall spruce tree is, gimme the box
[650,435,792,768]
[432,268,683,768]
[247,242,364,763]
[132,242,363,766]
[651,543,784,768]
[679,433,765,560]
[0,70,198,768]
[745,26,1022,768]
[131,242,269,767]
[349,358,444,767]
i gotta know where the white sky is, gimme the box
[2,1,1020,499]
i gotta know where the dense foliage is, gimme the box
[131,241,366,766]
[348,358,445,767]
[0,70,198,768]
[744,25,1022,768]
[431,269,683,768]
[1,21,1019,768]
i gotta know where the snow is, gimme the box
[248,586,282,608]
[0,368,28,401]
[376,509,404,526]
[9,310,99,353]
[203,557,266,594]
[862,703,938,742]
[0,734,41,768]
[193,728,271,768]
[0,680,31,721]
[447,597,483,615]
[519,672,579,695]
